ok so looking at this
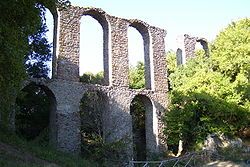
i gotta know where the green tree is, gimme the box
[80,71,104,84]
[14,2,59,140]
[15,84,51,141]
[26,16,52,79]
[165,18,250,152]
[129,61,145,89]
[211,18,250,108]
[166,50,177,75]
[0,0,70,126]
[211,18,250,82]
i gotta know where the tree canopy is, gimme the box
[129,61,145,89]
[0,0,70,126]
[165,18,250,152]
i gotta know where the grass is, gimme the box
[218,146,250,163]
[0,153,44,167]
[0,129,97,167]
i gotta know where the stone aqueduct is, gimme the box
[21,5,169,159]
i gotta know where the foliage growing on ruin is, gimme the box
[165,18,250,152]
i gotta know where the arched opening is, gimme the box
[128,27,145,89]
[79,91,108,159]
[15,83,56,144]
[176,48,183,65]
[194,41,206,59]
[130,94,154,160]
[79,11,109,85]
[25,7,54,79]
[196,38,209,58]
[128,22,151,89]
[45,8,54,78]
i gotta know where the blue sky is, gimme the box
[46,0,250,74]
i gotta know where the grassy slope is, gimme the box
[0,129,97,167]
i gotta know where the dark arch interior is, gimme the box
[79,91,107,155]
[15,83,56,142]
[130,94,153,160]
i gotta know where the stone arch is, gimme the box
[80,9,110,85]
[196,38,209,57]
[181,34,209,64]
[52,5,168,157]
[130,94,155,160]
[79,89,109,153]
[129,20,152,89]
[15,81,57,145]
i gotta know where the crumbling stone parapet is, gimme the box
[176,34,209,65]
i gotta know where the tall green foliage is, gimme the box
[15,85,51,141]
[211,19,250,82]
[165,18,250,152]
[25,12,52,79]
[211,18,250,107]
[0,0,37,125]
[0,0,70,126]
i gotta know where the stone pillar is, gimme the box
[56,105,81,153]
[144,96,158,156]
[152,92,169,152]
[51,81,83,154]
[176,48,183,65]
[184,34,197,60]
[103,88,133,160]
[57,7,81,81]
[150,27,168,92]
[51,10,59,78]
[109,16,129,87]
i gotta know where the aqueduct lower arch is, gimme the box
[17,6,169,160]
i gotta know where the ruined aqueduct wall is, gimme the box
[176,34,209,65]
[56,6,168,91]
[20,6,169,160]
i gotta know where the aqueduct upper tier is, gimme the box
[55,6,168,91]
